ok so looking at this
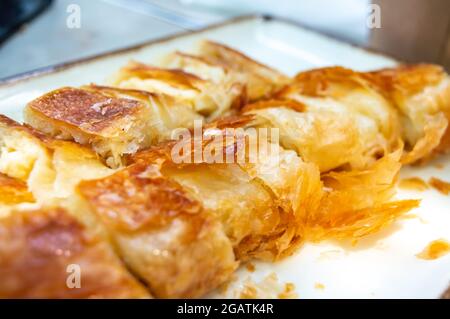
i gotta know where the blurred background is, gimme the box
[0,0,448,79]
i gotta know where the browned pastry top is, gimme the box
[27,87,144,133]
[0,207,149,298]
[79,163,205,235]
[202,40,288,78]
[119,61,204,90]
[366,64,447,97]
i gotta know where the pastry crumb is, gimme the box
[398,177,428,191]
[429,177,450,195]
[315,282,325,290]
[239,283,258,299]
[416,239,450,260]
[235,273,298,299]
[278,283,296,299]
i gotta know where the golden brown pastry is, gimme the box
[237,65,428,241]
[85,84,203,140]
[198,40,290,101]
[162,51,249,116]
[302,149,420,241]
[206,116,418,244]
[0,205,150,298]
[23,87,154,167]
[242,99,372,172]
[0,162,149,298]
[275,65,450,166]
[1,43,443,300]
[74,122,321,297]
[366,64,450,163]
[108,61,246,120]
[24,84,213,167]
[23,42,290,166]
[78,162,238,298]
[1,114,236,298]
[128,121,321,260]
[271,67,402,171]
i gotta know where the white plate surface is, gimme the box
[0,16,448,299]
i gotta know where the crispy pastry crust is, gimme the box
[112,61,205,90]
[2,47,445,299]
[1,114,97,150]
[282,66,371,97]
[0,114,52,143]
[78,163,237,298]
[303,149,420,241]
[366,64,447,98]
[199,40,290,101]
[110,60,246,120]
[80,164,207,232]
[242,99,374,172]
[24,87,153,167]
[274,65,450,165]
[2,114,237,298]
[0,207,150,298]
[84,84,205,142]
[240,99,419,242]
[162,51,249,113]
[164,51,223,73]
[25,87,145,133]
[366,64,450,163]
[129,124,322,261]
[282,66,401,147]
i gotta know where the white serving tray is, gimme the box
[0,15,448,299]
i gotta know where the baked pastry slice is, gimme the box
[242,99,370,172]
[366,64,450,163]
[238,104,419,241]
[85,84,203,141]
[0,169,149,298]
[197,40,290,101]
[76,121,321,295]
[108,61,245,120]
[161,51,248,117]
[274,67,402,170]
[78,162,238,298]
[0,204,150,298]
[1,114,235,298]
[128,121,322,260]
[23,86,154,167]
[277,65,450,165]
[0,115,115,203]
